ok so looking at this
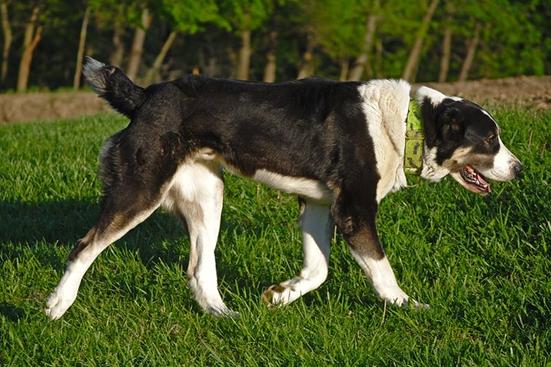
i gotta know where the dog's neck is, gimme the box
[404,99,424,174]
[412,86,452,182]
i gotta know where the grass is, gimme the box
[0,109,549,366]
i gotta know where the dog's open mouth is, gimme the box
[454,165,491,195]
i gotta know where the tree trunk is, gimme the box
[17,6,42,92]
[402,0,439,82]
[205,56,217,77]
[143,30,178,84]
[438,24,452,82]
[263,31,277,82]
[126,7,152,82]
[338,58,349,81]
[297,34,315,79]
[110,24,125,66]
[458,23,481,82]
[0,0,12,84]
[236,29,251,80]
[73,6,91,90]
[348,14,377,81]
[374,38,383,78]
[226,47,237,78]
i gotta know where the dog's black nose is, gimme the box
[513,161,522,178]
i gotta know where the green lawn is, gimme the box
[0,109,549,366]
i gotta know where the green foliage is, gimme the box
[220,0,276,31]
[89,0,141,28]
[156,0,228,34]
[1,0,549,88]
[301,0,365,60]
[0,108,550,364]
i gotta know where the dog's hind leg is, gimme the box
[262,200,333,306]
[45,180,169,320]
[168,162,234,316]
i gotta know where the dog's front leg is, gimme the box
[331,191,425,308]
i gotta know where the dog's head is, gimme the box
[416,86,521,195]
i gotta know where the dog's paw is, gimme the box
[262,283,301,307]
[206,304,240,318]
[262,284,286,307]
[379,287,429,309]
[408,299,430,310]
[44,289,77,320]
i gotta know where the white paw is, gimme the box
[378,286,428,309]
[261,283,301,306]
[189,276,238,317]
[207,304,240,318]
[44,288,77,320]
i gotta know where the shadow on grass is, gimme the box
[0,302,25,322]
[0,199,282,299]
[0,199,185,262]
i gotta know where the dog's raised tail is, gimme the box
[83,56,145,118]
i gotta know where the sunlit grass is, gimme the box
[0,109,549,365]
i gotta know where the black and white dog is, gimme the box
[45,57,521,319]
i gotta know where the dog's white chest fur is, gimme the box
[358,80,410,202]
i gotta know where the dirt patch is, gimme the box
[0,92,110,124]
[422,75,551,110]
[0,76,549,124]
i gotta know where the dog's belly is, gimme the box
[188,149,333,203]
[251,169,333,203]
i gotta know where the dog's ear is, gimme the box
[439,106,464,139]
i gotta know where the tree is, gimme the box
[437,1,454,82]
[348,0,379,81]
[0,0,12,85]
[222,0,275,80]
[464,1,544,80]
[402,0,440,82]
[0,0,546,91]
[126,6,152,81]
[294,0,364,79]
[262,29,277,82]
[458,22,480,82]
[143,0,225,84]
[16,4,43,92]
[348,13,377,81]
[73,5,91,89]
[89,0,134,67]
[296,32,315,78]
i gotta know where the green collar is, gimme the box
[404,100,424,174]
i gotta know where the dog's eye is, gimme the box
[485,135,497,144]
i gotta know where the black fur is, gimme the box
[421,97,501,165]
[85,60,385,261]
[63,58,520,316]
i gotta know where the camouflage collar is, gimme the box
[404,100,424,174]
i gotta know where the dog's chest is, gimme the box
[358,81,410,202]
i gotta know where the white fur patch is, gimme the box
[479,137,520,181]
[349,252,410,306]
[253,169,333,203]
[416,86,461,106]
[266,202,332,305]
[358,80,410,202]
[45,261,85,320]
[163,162,235,316]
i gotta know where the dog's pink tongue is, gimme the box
[467,165,491,193]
